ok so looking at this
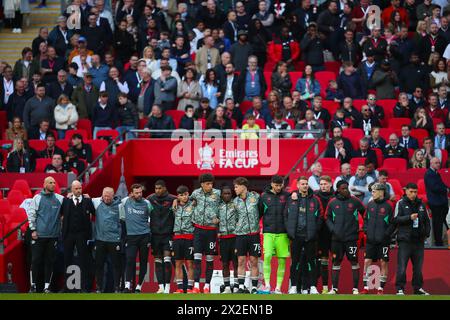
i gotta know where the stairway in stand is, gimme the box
[0,0,60,66]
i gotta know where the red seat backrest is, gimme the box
[410,129,430,148]
[352,99,366,112]
[239,101,253,115]
[0,199,12,216]
[165,110,185,129]
[77,119,93,139]
[388,178,403,200]
[65,129,88,141]
[389,118,411,129]
[379,128,401,143]
[382,158,407,171]
[318,158,341,172]
[87,139,109,160]
[56,140,70,153]
[28,140,47,152]
[373,148,384,168]
[350,157,366,174]
[11,179,32,198]
[315,71,336,98]
[342,128,364,150]
[7,190,25,206]
[322,100,340,116]
[35,158,52,172]
[289,72,303,91]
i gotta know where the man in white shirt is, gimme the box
[308,162,323,191]
[96,0,115,31]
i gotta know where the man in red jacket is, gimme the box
[267,26,300,71]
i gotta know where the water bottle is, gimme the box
[413,217,419,228]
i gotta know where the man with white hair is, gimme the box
[308,162,323,191]
[383,133,409,160]
[333,163,352,190]
[60,180,95,292]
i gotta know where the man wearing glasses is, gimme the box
[366,94,384,122]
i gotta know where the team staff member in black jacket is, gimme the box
[325,180,365,295]
[61,180,95,292]
[147,180,176,294]
[258,175,291,294]
[394,183,431,295]
[361,183,395,295]
[284,176,323,295]
[314,175,334,294]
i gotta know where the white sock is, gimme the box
[135,284,142,291]
[204,283,210,289]
[125,281,131,289]
[291,286,297,291]
[364,285,369,290]
[44,283,50,289]
[164,285,170,293]
[239,284,245,289]
[378,287,383,290]
[194,282,200,289]
[159,284,164,290]
[323,285,328,290]
[275,285,281,291]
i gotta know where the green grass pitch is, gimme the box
[0,294,449,300]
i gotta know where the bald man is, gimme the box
[60,180,95,292]
[28,177,65,293]
[92,187,123,293]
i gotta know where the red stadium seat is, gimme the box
[7,190,25,206]
[263,72,272,96]
[324,61,342,77]
[77,119,93,139]
[35,158,52,172]
[96,129,120,141]
[315,71,336,98]
[88,139,109,161]
[289,72,303,91]
[352,99,366,112]
[230,119,237,129]
[285,119,295,129]
[389,118,411,129]
[166,110,185,129]
[242,119,266,129]
[7,207,27,224]
[28,140,46,152]
[388,178,403,201]
[373,148,384,168]
[56,139,70,153]
[322,100,340,116]
[410,129,430,148]
[407,168,427,176]
[417,179,428,203]
[342,128,364,150]
[379,128,401,143]
[432,118,444,129]
[65,129,88,141]
[0,199,12,216]
[318,158,341,172]
[293,61,305,72]
[408,148,414,160]
[378,99,396,125]
[441,149,448,166]
[239,101,253,114]
[11,180,32,198]
[350,157,367,174]
[381,158,407,172]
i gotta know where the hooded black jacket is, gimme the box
[364,196,395,244]
[325,193,365,242]
[259,187,290,234]
[147,192,177,235]
[393,195,430,242]
[284,189,324,241]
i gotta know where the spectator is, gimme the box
[361,28,388,63]
[383,133,409,160]
[12,47,40,82]
[71,133,93,163]
[44,154,67,173]
[394,92,415,118]
[31,27,48,57]
[194,97,213,120]
[113,19,136,64]
[316,0,340,58]
[223,10,238,45]
[267,26,299,72]
[422,137,443,163]
[425,157,449,246]
[197,0,225,30]
[311,96,331,129]
[349,164,375,205]
[426,93,446,122]
[145,104,176,138]
[252,1,274,28]
[240,114,260,139]
[353,105,381,136]
[399,53,429,96]
[88,54,109,88]
[249,19,272,69]
[47,70,74,101]
[65,148,87,176]
[324,137,351,164]
[366,94,385,122]
[434,122,450,151]
[365,159,379,181]
[6,138,35,173]
[410,145,428,168]
[40,46,65,84]
[372,59,398,99]
[376,170,396,201]
[352,137,378,168]
[179,105,195,130]
[72,72,99,120]
[295,109,324,139]
[419,22,447,63]
[342,97,362,122]
[382,0,409,28]
[99,67,129,107]
[398,125,419,150]
[48,16,73,58]
[81,12,110,56]
[171,36,191,76]
[369,126,386,149]
[357,52,377,94]
[1,65,14,115]
[177,68,202,110]
[267,112,293,138]
[330,109,349,130]
[38,133,64,159]
[271,61,293,98]
[325,80,344,103]
[337,61,365,100]
[137,68,155,117]
[200,69,220,109]
[142,47,157,72]
[267,90,282,119]
[68,35,94,65]
[195,35,220,75]
[151,58,182,85]
[295,65,321,101]
[224,98,243,128]
[229,30,253,73]
[308,162,322,192]
[300,23,325,72]
[339,29,361,66]
[6,80,27,123]
[437,85,450,110]
[237,55,266,103]
[54,94,78,139]
[206,105,232,130]
[213,52,231,83]
[245,96,272,125]
[92,91,117,139]
[218,62,239,104]
[23,83,54,134]
[283,95,305,123]
[6,117,28,141]
[430,58,449,92]
[333,163,352,190]
[116,93,138,141]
